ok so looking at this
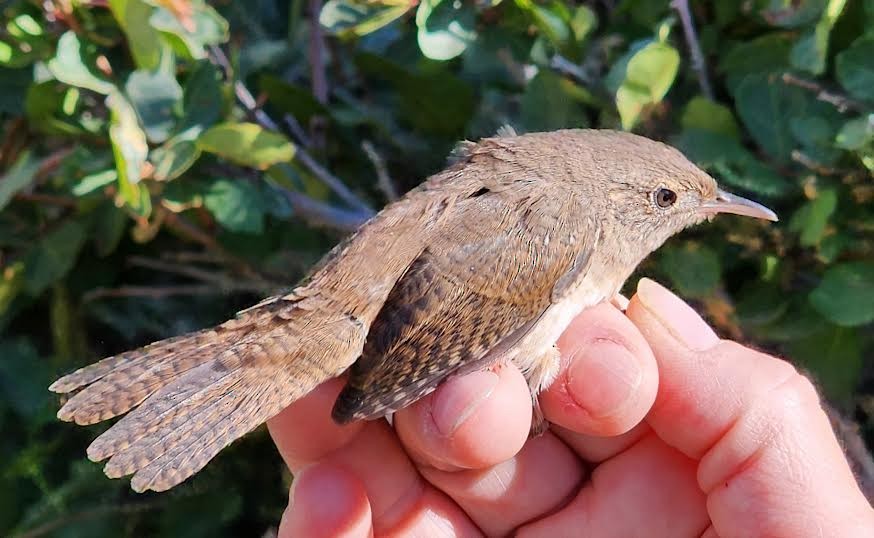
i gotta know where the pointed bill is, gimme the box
[700,189,778,222]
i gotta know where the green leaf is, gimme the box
[520,0,572,48]
[197,122,295,169]
[0,66,32,115]
[611,41,680,129]
[260,75,329,124]
[93,202,128,257]
[0,338,52,419]
[320,0,409,38]
[835,115,874,150]
[520,71,588,131]
[203,179,265,234]
[721,33,792,92]
[107,90,149,213]
[151,136,201,181]
[0,151,40,211]
[109,0,162,69]
[759,0,827,28]
[789,0,847,75]
[809,262,874,326]
[23,221,88,296]
[47,31,115,94]
[416,0,477,61]
[150,2,228,60]
[835,36,874,101]
[71,169,118,196]
[789,188,837,247]
[734,72,830,162]
[659,242,722,298]
[179,60,223,134]
[681,97,740,138]
[570,5,597,43]
[125,68,183,143]
[788,326,862,401]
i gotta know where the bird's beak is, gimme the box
[700,189,778,222]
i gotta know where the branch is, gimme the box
[126,256,279,293]
[362,140,398,201]
[781,73,864,113]
[282,189,371,232]
[82,284,216,303]
[207,45,374,216]
[672,0,714,99]
[160,209,275,283]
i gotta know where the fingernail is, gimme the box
[568,338,641,418]
[636,278,719,351]
[432,370,499,436]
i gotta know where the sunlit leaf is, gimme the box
[109,0,162,69]
[416,0,477,61]
[47,31,115,94]
[197,122,295,169]
[125,67,183,143]
[107,90,149,212]
[320,0,409,38]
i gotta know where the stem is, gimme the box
[672,0,714,99]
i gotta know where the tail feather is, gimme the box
[56,336,229,425]
[48,332,210,394]
[51,309,367,492]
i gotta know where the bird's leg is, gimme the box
[525,345,561,437]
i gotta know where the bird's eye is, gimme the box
[655,188,677,208]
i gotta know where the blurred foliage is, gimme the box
[0,0,873,535]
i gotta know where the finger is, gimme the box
[419,432,585,536]
[551,420,651,463]
[279,463,373,538]
[518,434,708,537]
[627,277,874,536]
[267,377,364,471]
[393,364,531,471]
[269,379,481,535]
[539,302,659,437]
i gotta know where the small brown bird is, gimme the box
[50,129,777,492]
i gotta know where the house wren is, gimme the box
[50,129,777,492]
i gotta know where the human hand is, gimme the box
[267,278,874,537]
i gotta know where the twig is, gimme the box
[160,209,275,283]
[672,0,714,99]
[361,141,398,201]
[308,0,328,105]
[18,500,158,538]
[781,73,864,113]
[207,45,373,216]
[283,114,313,148]
[13,193,78,208]
[282,190,370,232]
[550,55,590,85]
[82,284,216,303]
[791,150,844,176]
[127,256,278,293]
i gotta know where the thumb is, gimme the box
[626,278,874,537]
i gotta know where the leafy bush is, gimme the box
[1,0,872,535]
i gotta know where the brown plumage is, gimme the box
[50,129,777,492]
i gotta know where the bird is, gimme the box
[49,129,778,493]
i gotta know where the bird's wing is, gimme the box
[332,187,597,423]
